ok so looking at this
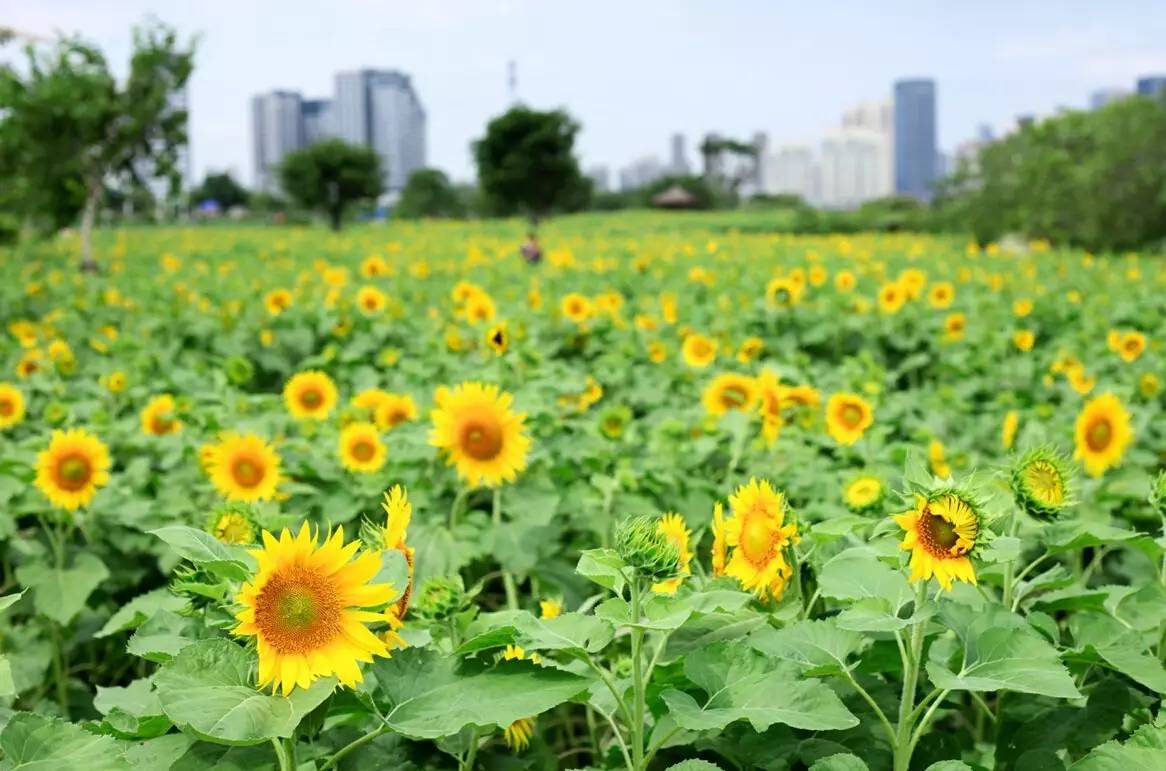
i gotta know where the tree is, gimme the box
[472,106,591,217]
[278,140,383,231]
[0,21,195,270]
[394,168,465,219]
[190,172,249,210]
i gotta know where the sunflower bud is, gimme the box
[205,503,257,545]
[1010,448,1073,519]
[1150,471,1166,519]
[413,575,468,621]
[224,355,254,386]
[598,405,632,440]
[42,400,69,426]
[614,515,681,583]
[359,515,387,551]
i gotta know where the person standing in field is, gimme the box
[520,231,542,265]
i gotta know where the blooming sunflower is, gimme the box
[877,282,906,314]
[352,387,390,414]
[355,285,387,316]
[140,394,181,436]
[486,323,508,355]
[233,524,395,695]
[835,270,856,292]
[1140,373,1161,399]
[206,432,282,502]
[284,371,339,421]
[338,422,387,473]
[651,513,692,595]
[264,288,293,316]
[1118,331,1146,363]
[1013,330,1035,352]
[723,479,797,600]
[702,373,759,417]
[825,392,873,446]
[381,485,414,618]
[560,293,593,324]
[1074,393,1133,477]
[0,383,26,430]
[942,313,966,342]
[844,475,883,512]
[374,393,418,431]
[928,282,955,309]
[681,333,717,369]
[464,293,497,325]
[207,505,256,545]
[35,428,112,510]
[893,492,980,590]
[430,382,531,487]
[736,336,763,364]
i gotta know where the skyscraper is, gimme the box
[332,69,427,192]
[301,99,334,145]
[251,90,304,194]
[1090,88,1129,110]
[669,133,689,175]
[1136,76,1166,97]
[893,79,937,201]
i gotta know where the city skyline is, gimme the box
[7,1,1166,188]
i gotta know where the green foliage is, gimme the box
[472,106,591,216]
[190,173,249,210]
[278,139,383,231]
[394,168,465,219]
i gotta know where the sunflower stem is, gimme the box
[629,577,647,771]
[460,728,480,771]
[271,737,294,771]
[493,488,519,610]
[448,487,469,530]
[893,580,929,771]
[320,724,389,769]
[1001,510,1021,609]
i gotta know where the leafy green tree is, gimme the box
[472,106,591,217]
[190,172,249,210]
[0,22,195,270]
[394,168,465,219]
[278,139,383,231]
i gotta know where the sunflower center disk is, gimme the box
[921,513,960,555]
[722,387,748,409]
[0,400,13,417]
[841,404,863,428]
[351,440,376,462]
[57,455,92,490]
[301,389,323,409]
[1086,419,1112,451]
[1025,462,1064,504]
[740,513,775,566]
[461,419,503,461]
[255,567,342,652]
[232,457,263,487]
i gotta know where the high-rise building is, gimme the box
[1090,88,1129,110]
[893,79,937,201]
[302,99,334,144]
[840,100,893,198]
[619,156,665,191]
[819,129,887,208]
[332,69,426,192]
[251,90,304,194]
[762,142,819,203]
[669,133,689,175]
[586,166,610,193]
[1136,76,1166,97]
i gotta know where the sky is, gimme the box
[8,1,1166,187]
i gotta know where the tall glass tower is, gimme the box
[893,79,937,201]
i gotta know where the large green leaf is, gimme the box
[1070,719,1166,769]
[748,619,865,677]
[94,676,171,739]
[660,642,858,733]
[0,713,127,770]
[96,587,187,638]
[371,646,593,739]
[576,548,628,595]
[457,610,614,657]
[154,638,335,745]
[810,755,870,771]
[1070,613,1166,694]
[16,553,109,625]
[149,526,252,581]
[0,589,26,614]
[817,548,920,632]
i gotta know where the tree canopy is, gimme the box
[472,106,591,217]
[394,168,465,219]
[278,139,383,231]
[190,172,249,210]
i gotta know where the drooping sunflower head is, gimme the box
[702,372,760,417]
[206,503,257,545]
[35,428,112,511]
[893,490,982,591]
[504,718,535,752]
[377,485,414,618]
[615,514,682,583]
[825,392,874,446]
[234,523,395,695]
[1073,393,1134,477]
[651,513,692,595]
[338,421,386,473]
[1011,448,1073,519]
[430,382,530,487]
[723,478,798,600]
[681,333,717,369]
[844,475,884,513]
[0,383,26,430]
[206,432,282,502]
[140,394,182,436]
[374,393,418,431]
[284,370,339,421]
[485,322,508,355]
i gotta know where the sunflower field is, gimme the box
[0,213,1164,771]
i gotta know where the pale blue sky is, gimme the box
[9,1,1166,186]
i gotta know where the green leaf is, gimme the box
[154,638,335,745]
[0,654,14,698]
[818,548,917,631]
[1070,719,1166,769]
[576,548,627,595]
[372,646,593,739]
[665,762,725,771]
[810,754,870,771]
[459,611,614,657]
[926,607,1080,699]
[923,763,975,771]
[1042,521,1149,555]
[125,609,203,663]
[1070,613,1166,694]
[149,526,252,581]
[748,619,865,677]
[16,552,109,625]
[0,713,128,770]
[662,611,768,665]
[0,589,26,613]
[122,734,194,770]
[94,676,171,738]
[96,587,187,638]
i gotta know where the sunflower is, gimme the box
[486,323,508,355]
[1068,368,1095,396]
[264,288,293,316]
[647,340,667,364]
[206,432,282,502]
[35,428,112,511]
[779,384,822,411]
[375,393,418,431]
[894,492,980,590]
[233,524,395,695]
[338,422,386,473]
[844,476,883,512]
[140,394,181,436]
[0,383,26,430]
[1140,373,1161,399]
[1074,393,1133,477]
[711,502,727,577]
[765,277,803,308]
[352,387,390,414]
[430,382,530,487]
[942,313,966,342]
[702,373,759,416]
[356,285,387,316]
[208,505,256,545]
[504,718,535,751]
[825,392,873,446]
[464,293,497,325]
[723,479,797,600]
[899,268,926,298]
[539,599,562,619]
[16,350,43,379]
[1011,449,1072,518]
[681,333,717,369]
[381,485,414,618]
[928,282,955,309]
[652,513,692,595]
[736,336,763,364]
[835,270,856,292]
[452,280,483,305]
[1002,410,1020,449]
[877,282,906,314]
[928,439,952,478]
[1013,298,1033,317]
[284,371,339,421]
[1013,330,1035,352]
[1118,331,1146,363]
[561,293,593,324]
[360,255,388,277]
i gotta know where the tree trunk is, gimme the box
[329,206,342,231]
[79,182,101,273]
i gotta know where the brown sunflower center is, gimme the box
[739,511,776,566]
[300,388,323,409]
[386,409,407,427]
[840,403,864,428]
[0,399,13,417]
[918,509,960,557]
[232,456,265,488]
[350,439,376,462]
[151,411,176,434]
[56,455,92,491]
[254,565,342,652]
[461,418,503,461]
[1086,418,1112,452]
[721,386,749,409]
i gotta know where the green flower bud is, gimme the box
[224,355,254,386]
[1150,470,1166,519]
[205,503,257,545]
[43,400,69,426]
[1010,448,1074,519]
[614,515,681,582]
[598,405,632,440]
[414,575,467,621]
